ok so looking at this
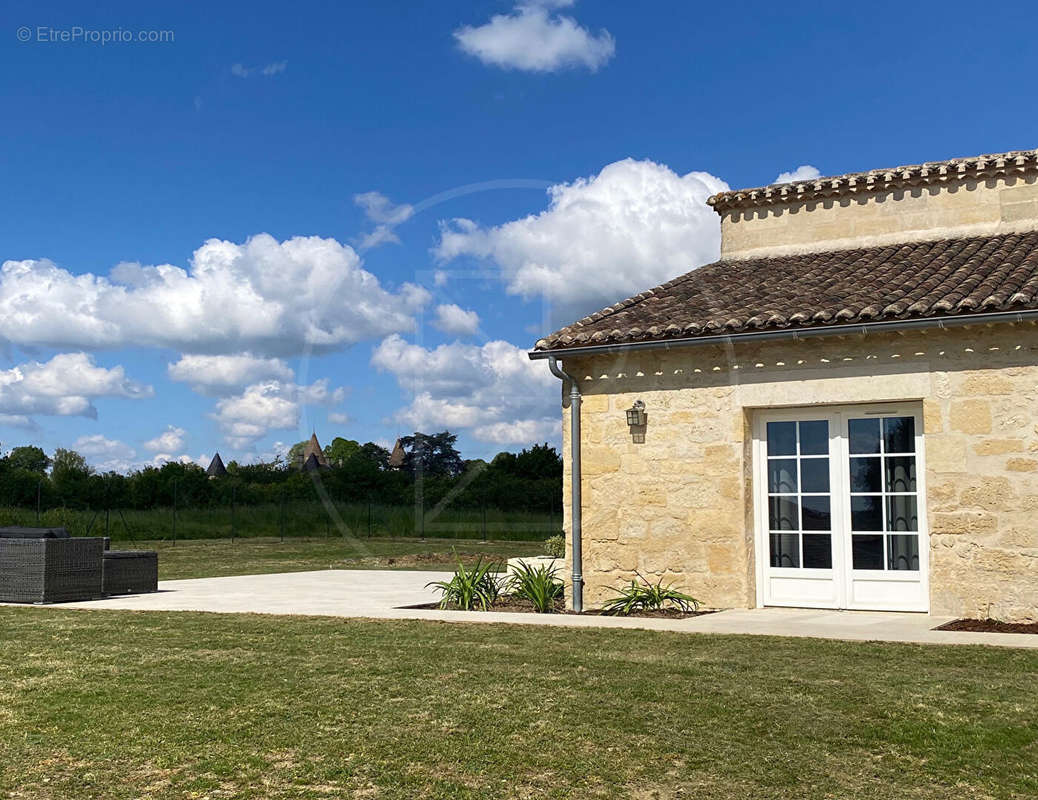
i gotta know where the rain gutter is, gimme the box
[527,310,1038,361]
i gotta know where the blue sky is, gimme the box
[2,0,1037,470]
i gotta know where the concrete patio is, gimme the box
[27,569,1038,649]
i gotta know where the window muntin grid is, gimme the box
[848,416,919,571]
[766,419,832,569]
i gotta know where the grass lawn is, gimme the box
[126,536,547,580]
[0,609,1035,799]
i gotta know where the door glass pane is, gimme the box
[851,495,882,531]
[852,534,884,570]
[885,456,916,493]
[802,534,832,569]
[847,415,923,575]
[767,421,796,456]
[768,497,798,530]
[798,420,829,455]
[768,459,797,493]
[800,496,831,531]
[770,533,800,568]
[883,416,915,454]
[887,535,920,571]
[849,418,881,454]
[800,458,829,493]
[849,457,881,492]
[885,496,918,531]
[766,411,924,584]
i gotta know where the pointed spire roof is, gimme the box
[206,452,227,478]
[299,432,328,468]
[388,438,405,469]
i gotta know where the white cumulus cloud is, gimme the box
[434,158,729,322]
[0,233,429,357]
[0,353,152,423]
[212,379,346,448]
[774,165,821,184]
[454,0,615,72]
[75,434,135,458]
[432,304,480,337]
[371,334,557,446]
[74,434,137,473]
[354,191,414,250]
[473,418,560,445]
[168,353,294,395]
[147,452,207,469]
[143,425,187,453]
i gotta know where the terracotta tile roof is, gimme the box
[533,231,1038,352]
[707,149,1038,214]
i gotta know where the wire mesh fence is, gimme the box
[0,498,559,544]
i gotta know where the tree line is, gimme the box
[0,432,563,514]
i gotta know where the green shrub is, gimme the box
[508,561,563,613]
[601,573,700,616]
[543,534,565,559]
[426,555,503,611]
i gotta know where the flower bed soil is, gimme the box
[935,618,1038,634]
[412,596,713,619]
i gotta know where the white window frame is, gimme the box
[752,402,929,612]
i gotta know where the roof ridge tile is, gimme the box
[707,149,1038,214]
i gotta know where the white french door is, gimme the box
[753,404,929,612]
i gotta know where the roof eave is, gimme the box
[527,309,1038,360]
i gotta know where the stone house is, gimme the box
[530,149,1038,621]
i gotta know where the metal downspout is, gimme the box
[548,355,583,613]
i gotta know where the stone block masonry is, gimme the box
[557,324,1038,621]
[720,175,1038,260]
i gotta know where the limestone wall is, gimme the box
[558,323,1038,621]
[720,174,1038,260]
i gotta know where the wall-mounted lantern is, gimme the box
[625,400,647,427]
[626,400,647,443]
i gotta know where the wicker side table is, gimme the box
[0,537,104,603]
[102,551,158,595]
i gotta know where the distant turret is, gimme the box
[388,438,405,469]
[206,452,228,479]
[301,452,324,472]
[297,433,329,470]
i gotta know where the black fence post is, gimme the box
[172,479,177,547]
[415,460,425,541]
[279,493,285,543]
[35,480,41,523]
[367,497,372,538]
[231,486,237,543]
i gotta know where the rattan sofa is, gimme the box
[0,535,105,603]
